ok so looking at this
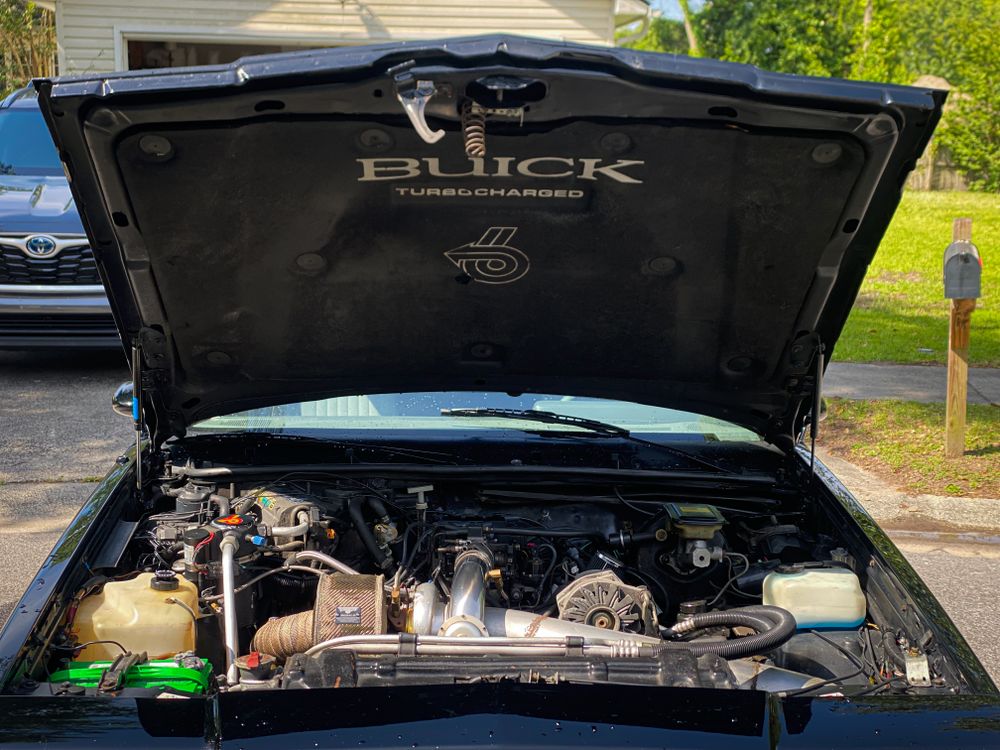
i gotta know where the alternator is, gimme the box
[555,571,656,634]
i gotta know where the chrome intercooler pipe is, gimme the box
[219,534,241,684]
[305,634,647,658]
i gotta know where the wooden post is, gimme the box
[945,218,976,458]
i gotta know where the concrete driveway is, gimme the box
[1,349,999,685]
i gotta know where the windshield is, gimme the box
[191,392,759,441]
[0,108,63,176]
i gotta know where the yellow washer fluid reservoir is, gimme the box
[762,567,866,629]
[72,572,198,661]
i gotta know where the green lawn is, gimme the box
[821,398,999,498]
[836,191,999,366]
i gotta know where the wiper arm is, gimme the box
[440,408,737,474]
[441,408,629,437]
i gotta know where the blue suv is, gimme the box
[0,87,118,348]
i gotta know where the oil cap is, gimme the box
[151,569,180,591]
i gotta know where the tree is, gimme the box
[695,0,860,78]
[0,0,55,97]
[688,0,999,191]
[936,1,1000,191]
[619,17,690,55]
[677,0,701,56]
[847,0,911,83]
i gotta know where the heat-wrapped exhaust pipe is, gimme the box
[252,573,386,659]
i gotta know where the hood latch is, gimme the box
[391,63,445,145]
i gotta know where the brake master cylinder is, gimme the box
[666,503,726,568]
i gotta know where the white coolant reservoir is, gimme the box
[72,572,198,661]
[762,566,866,629]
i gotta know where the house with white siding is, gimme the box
[37,0,650,75]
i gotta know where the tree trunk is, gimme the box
[677,0,700,57]
[859,0,874,73]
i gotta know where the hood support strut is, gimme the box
[808,340,825,478]
[131,342,143,490]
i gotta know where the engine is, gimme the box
[45,475,907,696]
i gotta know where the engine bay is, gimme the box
[30,469,950,698]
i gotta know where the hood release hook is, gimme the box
[393,69,445,145]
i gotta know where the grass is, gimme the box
[819,397,1000,498]
[836,191,999,367]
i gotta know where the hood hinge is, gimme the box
[783,335,825,481]
[767,333,824,449]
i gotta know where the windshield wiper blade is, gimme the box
[440,408,737,474]
[442,408,629,436]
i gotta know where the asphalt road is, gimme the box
[0,348,131,628]
[1,349,998,684]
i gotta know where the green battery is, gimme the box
[48,656,213,695]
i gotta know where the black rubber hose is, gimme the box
[348,498,393,571]
[366,496,390,519]
[658,605,796,659]
[882,630,908,669]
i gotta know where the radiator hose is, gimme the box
[659,605,796,659]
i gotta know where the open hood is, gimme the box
[35,36,944,445]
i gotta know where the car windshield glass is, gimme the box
[0,109,63,176]
[190,392,759,442]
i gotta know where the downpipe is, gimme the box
[441,548,492,636]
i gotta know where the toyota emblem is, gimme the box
[24,235,59,258]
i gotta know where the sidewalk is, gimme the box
[818,449,1000,534]
[825,362,1000,405]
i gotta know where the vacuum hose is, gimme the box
[660,605,796,659]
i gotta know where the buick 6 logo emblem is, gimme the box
[24,235,59,259]
[444,227,530,285]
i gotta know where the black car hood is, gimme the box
[35,36,944,444]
